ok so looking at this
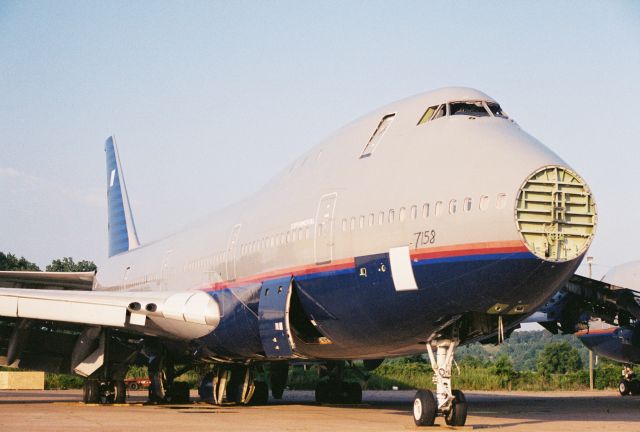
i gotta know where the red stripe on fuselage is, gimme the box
[204,240,529,292]
[410,240,528,261]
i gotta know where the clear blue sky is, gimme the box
[1,1,639,279]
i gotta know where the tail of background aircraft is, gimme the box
[105,136,140,257]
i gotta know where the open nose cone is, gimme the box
[515,165,596,262]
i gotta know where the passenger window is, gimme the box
[464,197,473,212]
[359,215,365,229]
[350,217,356,231]
[449,101,490,117]
[411,205,417,220]
[369,213,375,226]
[389,209,395,223]
[479,195,489,211]
[361,113,396,158]
[496,193,507,209]
[449,199,457,215]
[342,218,347,232]
[378,212,385,225]
[422,203,430,218]
[435,201,443,216]
[399,207,406,222]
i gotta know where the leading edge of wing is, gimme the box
[0,287,221,336]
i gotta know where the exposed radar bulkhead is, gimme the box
[515,166,596,262]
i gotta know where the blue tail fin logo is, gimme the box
[105,136,140,257]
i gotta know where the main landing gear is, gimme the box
[413,339,467,427]
[82,379,126,404]
[198,364,269,405]
[314,361,363,404]
[619,365,639,396]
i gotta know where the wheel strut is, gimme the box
[413,338,467,427]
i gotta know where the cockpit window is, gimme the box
[432,104,446,120]
[449,101,490,117]
[487,102,508,118]
[418,106,437,125]
[418,100,510,126]
[417,104,446,125]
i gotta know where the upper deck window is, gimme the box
[449,101,490,117]
[361,113,395,158]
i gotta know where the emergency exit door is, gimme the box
[314,193,337,264]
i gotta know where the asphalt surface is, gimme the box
[0,389,639,431]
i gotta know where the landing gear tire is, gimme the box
[249,381,269,405]
[346,382,362,404]
[619,380,631,396]
[315,381,331,404]
[128,382,139,391]
[413,389,437,427]
[113,380,126,404]
[82,380,99,404]
[148,370,167,403]
[168,381,191,404]
[444,389,467,426]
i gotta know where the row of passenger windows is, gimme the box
[239,226,313,257]
[340,193,507,232]
[194,192,509,262]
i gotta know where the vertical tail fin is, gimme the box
[105,136,140,257]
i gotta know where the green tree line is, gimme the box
[0,252,96,272]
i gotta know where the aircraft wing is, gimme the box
[537,274,640,334]
[0,286,221,331]
[0,270,95,291]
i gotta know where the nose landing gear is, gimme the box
[413,339,467,427]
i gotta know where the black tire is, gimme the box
[128,382,139,391]
[249,381,269,405]
[113,380,126,404]
[82,380,99,404]
[270,362,288,400]
[198,372,215,403]
[226,372,248,404]
[169,381,191,404]
[413,389,437,427]
[445,389,468,426]
[315,381,330,404]
[149,370,167,403]
[619,380,631,396]
[347,382,362,404]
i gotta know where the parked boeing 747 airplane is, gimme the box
[0,87,598,426]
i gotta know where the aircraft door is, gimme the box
[314,193,337,264]
[225,224,242,281]
[258,277,294,358]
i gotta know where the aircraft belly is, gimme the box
[197,245,581,361]
[291,252,579,359]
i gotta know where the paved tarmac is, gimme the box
[0,389,639,431]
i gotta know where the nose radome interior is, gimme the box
[515,165,597,262]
